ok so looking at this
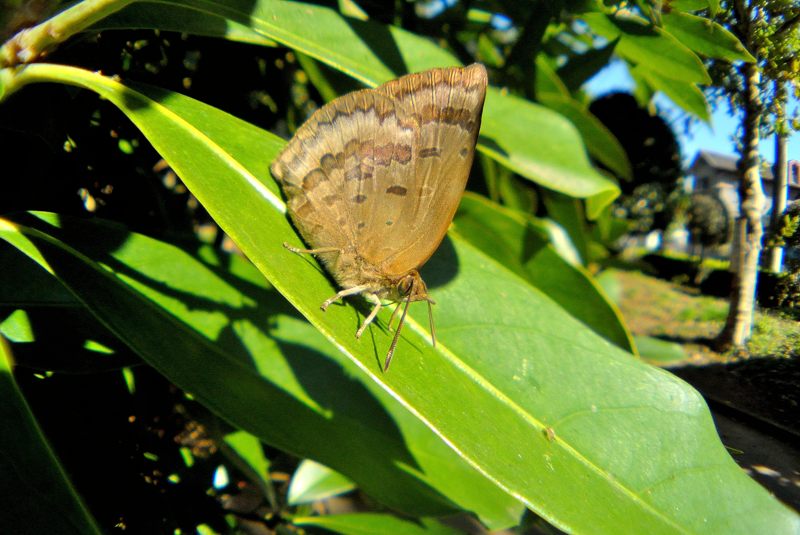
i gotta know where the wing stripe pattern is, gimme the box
[271,64,487,282]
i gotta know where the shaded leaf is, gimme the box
[0,212,520,527]
[666,0,711,12]
[534,55,570,98]
[223,431,271,488]
[0,331,102,535]
[556,38,619,92]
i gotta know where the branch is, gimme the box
[0,0,135,68]
[733,0,751,47]
[772,9,800,40]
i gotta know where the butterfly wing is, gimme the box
[361,63,488,275]
[270,89,419,275]
[271,64,487,282]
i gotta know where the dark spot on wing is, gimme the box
[394,143,412,164]
[352,194,367,204]
[302,168,327,191]
[386,185,407,196]
[419,147,441,158]
[320,153,341,173]
[374,143,394,166]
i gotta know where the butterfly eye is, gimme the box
[399,278,414,295]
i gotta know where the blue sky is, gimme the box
[585,61,800,167]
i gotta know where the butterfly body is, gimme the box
[271,64,488,368]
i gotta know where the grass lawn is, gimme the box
[605,268,800,364]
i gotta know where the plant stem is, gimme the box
[0,0,135,68]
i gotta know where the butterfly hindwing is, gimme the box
[369,64,488,274]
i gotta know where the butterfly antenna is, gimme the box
[387,301,402,331]
[427,299,436,348]
[384,292,412,371]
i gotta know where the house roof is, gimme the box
[690,150,774,180]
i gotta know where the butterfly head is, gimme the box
[395,270,431,303]
[383,270,436,371]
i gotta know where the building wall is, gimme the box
[691,159,800,221]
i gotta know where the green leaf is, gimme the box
[0,212,520,527]
[556,38,619,93]
[479,154,538,213]
[0,239,74,304]
[480,89,618,216]
[0,310,34,343]
[635,336,689,365]
[0,241,135,374]
[541,190,590,264]
[667,0,711,12]
[293,514,460,535]
[288,460,356,505]
[7,64,799,534]
[94,0,619,211]
[90,1,276,46]
[628,62,656,106]
[538,94,633,181]
[633,66,711,121]
[532,58,631,183]
[534,55,570,98]
[0,335,102,535]
[453,194,635,352]
[296,52,360,102]
[223,431,270,487]
[592,206,632,246]
[581,12,711,84]
[661,12,755,63]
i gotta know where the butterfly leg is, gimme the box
[356,294,382,339]
[320,285,369,311]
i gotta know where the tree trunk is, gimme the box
[765,82,789,273]
[717,62,766,351]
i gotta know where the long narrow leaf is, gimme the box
[94,0,619,214]
[4,64,797,534]
[0,214,520,526]
[0,330,102,534]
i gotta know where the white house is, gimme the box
[687,150,800,220]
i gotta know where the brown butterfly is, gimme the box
[271,64,488,370]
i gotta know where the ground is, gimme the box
[610,268,799,363]
[607,268,800,511]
